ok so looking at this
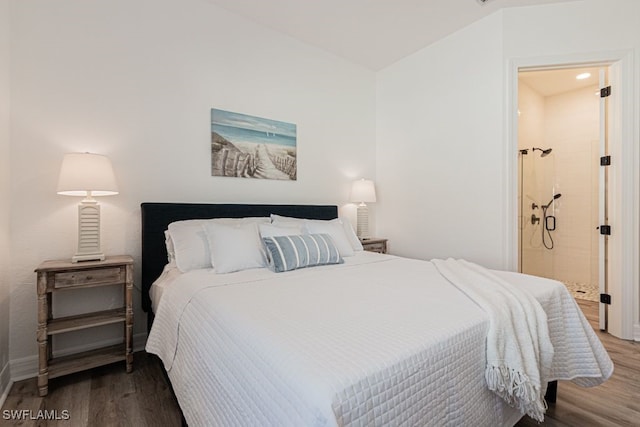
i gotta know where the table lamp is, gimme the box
[57,152,118,262]
[350,179,376,239]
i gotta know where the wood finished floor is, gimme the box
[1,351,182,427]
[516,299,640,427]
[2,299,639,426]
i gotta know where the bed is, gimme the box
[141,202,613,427]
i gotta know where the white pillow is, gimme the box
[203,222,267,274]
[216,217,270,225]
[341,219,363,251]
[168,217,269,272]
[303,220,354,257]
[168,220,211,273]
[259,222,304,238]
[270,214,362,253]
[269,214,304,226]
[164,230,176,263]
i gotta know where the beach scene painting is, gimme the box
[211,108,297,180]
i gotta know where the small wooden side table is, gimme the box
[360,238,388,254]
[34,255,134,396]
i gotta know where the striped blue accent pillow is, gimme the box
[262,234,344,272]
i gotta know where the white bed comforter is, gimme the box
[146,252,612,427]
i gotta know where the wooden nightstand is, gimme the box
[34,255,134,396]
[360,238,388,254]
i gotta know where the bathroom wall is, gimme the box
[544,84,600,287]
[518,80,600,287]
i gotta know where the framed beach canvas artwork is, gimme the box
[211,108,297,180]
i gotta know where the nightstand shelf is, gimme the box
[48,308,126,335]
[35,256,134,396]
[360,238,388,254]
[48,344,126,379]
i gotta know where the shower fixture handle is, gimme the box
[531,214,540,225]
[543,193,563,209]
[545,216,556,231]
[531,203,538,210]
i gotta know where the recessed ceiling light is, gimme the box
[576,72,591,80]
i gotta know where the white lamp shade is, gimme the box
[57,153,119,196]
[350,179,376,203]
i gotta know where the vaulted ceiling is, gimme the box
[205,0,579,70]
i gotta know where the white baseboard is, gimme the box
[633,322,640,342]
[0,360,11,409]
[9,355,37,383]
[9,332,147,383]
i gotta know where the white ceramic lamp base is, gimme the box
[72,199,105,263]
[356,203,370,239]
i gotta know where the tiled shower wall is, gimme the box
[518,81,600,287]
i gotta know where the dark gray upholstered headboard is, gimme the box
[140,203,338,313]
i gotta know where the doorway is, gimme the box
[509,51,638,341]
[517,66,608,324]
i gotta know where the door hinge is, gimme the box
[600,86,611,98]
[600,155,611,166]
[599,225,611,235]
[600,293,611,305]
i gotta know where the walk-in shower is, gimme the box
[518,147,562,270]
[518,67,602,303]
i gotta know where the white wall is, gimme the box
[0,0,11,399]
[378,0,640,267]
[9,0,376,364]
[502,0,640,59]
[376,11,506,268]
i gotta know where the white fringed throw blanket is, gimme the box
[432,259,554,421]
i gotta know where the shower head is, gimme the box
[533,147,553,157]
[543,193,562,209]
